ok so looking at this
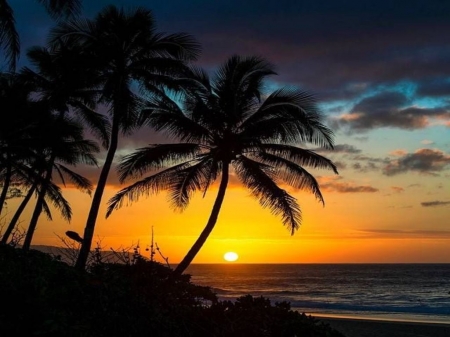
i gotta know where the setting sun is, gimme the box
[224,252,239,262]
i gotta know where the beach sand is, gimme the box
[318,317,450,337]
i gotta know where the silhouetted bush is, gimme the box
[0,245,345,336]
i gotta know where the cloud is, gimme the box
[391,186,404,193]
[359,229,450,239]
[352,161,379,173]
[319,178,379,193]
[383,148,450,176]
[348,154,388,173]
[333,161,347,170]
[416,79,450,98]
[421,200,450,207]
[332,92,450,131]
[315,144,362,154]
[389,149,407,156]
[12,0,450,104]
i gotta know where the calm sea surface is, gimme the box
[185,264,450,324]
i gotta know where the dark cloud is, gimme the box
[347,154,389,173]
[352,161,379,173]
[416,79,450,98]
[320,181,378,193]
[421,200,450,207]
[315,144,362,154]
[383,148,450,176]
[333,161,347,170]
[332,92,450,131]
[9,1,450,102]
[313,145,386,173]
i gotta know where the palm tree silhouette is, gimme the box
[50,5,201,270]
[0,0,82,70]
[21,110,99,250]
[107,55,338,275]
[14,42,102,250]
[0,74,98,246]
[0,50,101,244]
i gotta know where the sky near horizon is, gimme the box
[3,0,450,263]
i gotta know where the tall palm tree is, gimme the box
[0,0,82,70]
[106,55,338,276]
[50,5,201,270]
[21,112,99,250]
[16,41,105,251]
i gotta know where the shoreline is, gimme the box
[314,316,450,337]
[307,312,450,325]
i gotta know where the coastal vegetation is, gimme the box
[0,244,345,336]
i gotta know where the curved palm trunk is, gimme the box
[22,156,55,251]
[75,117,120,271]
[0,151,12,215]
[1,183,36,244]
[173,163,230,276]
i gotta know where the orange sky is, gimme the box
[4,167,449,264]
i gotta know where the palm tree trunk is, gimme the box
[75,118,120,271]
[0,152,12,215]
[173,163,230,276]
[1,183,36,244]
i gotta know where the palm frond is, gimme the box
[149,32,201,61]
[234,156,301,234]
[48,17,94,46]
[214,55,276,124]
[0,0,20,70]
[260,144,338,174]
[143,94,210,142]
[169,157,219,209]
[117,143,204,182]
[253,151,325,204]
[54,139,100,166]
[45,182,72,222]
[70,102,111,148]
[37,0,82,19]
[41,198,53,221]
[106,162,191,217]
[55,164,93,195]
[240,88,335,148]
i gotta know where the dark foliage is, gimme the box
[0,245,345,336]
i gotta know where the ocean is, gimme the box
[185,264,450,324]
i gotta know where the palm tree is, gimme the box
[21,112,99,250]
[15,41,105,251]
[50,5,201,270]
[0,0,82,70]
[106,55,338,276]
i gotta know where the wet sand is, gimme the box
[318,316,450,337]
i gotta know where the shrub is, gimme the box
[0,245,345,336]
